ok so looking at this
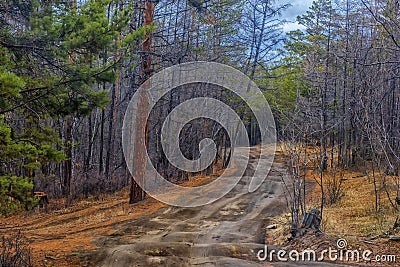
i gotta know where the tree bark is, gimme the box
[130,1,156,204]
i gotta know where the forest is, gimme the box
[1,0,400,266]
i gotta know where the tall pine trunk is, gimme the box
[130,1,156,204]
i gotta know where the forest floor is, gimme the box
[0,188,166,266]
[1,145,400,266]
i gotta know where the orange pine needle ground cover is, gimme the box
[0,173,219,267]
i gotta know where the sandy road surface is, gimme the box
[90,146,354,267]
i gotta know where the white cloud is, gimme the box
[280,0,314,32]
[283,22,306,32]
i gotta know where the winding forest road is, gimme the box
[90,146,346,267]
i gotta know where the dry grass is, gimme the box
[281,142,400,238]
[269,143,400,265]
[323,174,398,237]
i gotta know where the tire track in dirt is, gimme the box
[89,146,347,266]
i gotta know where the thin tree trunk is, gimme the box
[130,1,156,204]
[64,115,72,199]
[105,83,116,179]
[99,108,105,176]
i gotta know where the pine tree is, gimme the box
[0,0,141,214]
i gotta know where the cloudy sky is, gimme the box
[280,0,314,32]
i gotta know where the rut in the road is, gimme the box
[90,146,288,267]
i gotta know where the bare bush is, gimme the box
[280,141,309,237]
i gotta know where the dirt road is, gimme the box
[90,146,347,267]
